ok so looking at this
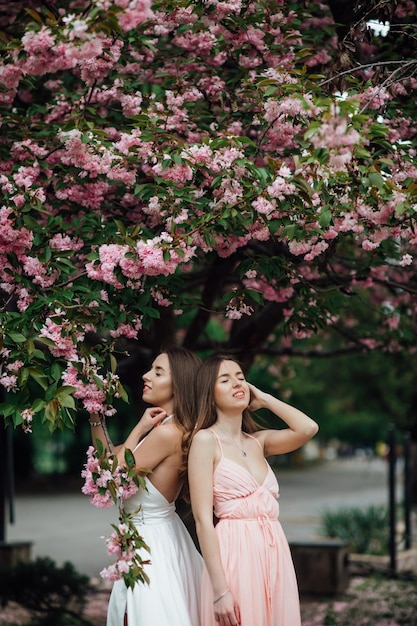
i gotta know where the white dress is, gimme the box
[106,424,203,626]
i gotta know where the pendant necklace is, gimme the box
[217,426,247,457]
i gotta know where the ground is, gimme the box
[1,574,416,625]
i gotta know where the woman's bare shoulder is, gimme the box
[143,421,181,446]
[191,428,216,447]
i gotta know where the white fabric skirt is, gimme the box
[106,478,203,626]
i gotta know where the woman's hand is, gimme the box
[247,383,267,412]
[138,407,168,435]
[213,590,241,626]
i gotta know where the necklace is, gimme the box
[217,426,247,457]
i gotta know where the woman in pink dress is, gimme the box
[188,354,319,626]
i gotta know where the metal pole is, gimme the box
[6,425,15,524]
[0,415,6,543]
[388,424,396,574]
[404,431,411,550]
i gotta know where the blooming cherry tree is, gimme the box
[0,0,416,435]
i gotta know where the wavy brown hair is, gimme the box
[162,345,201,477]
[193,353,259,434]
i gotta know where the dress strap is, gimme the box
[209,428,224,459]
[245,432,264,453]
[133,414,174,452]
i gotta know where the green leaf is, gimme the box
[124,448,136,468]
[318,210,332,228]
[32,398,46,413]
[367,172,386,190]
[110,354,117,373]
[59,395,75,409]
[36,337,56,347]
[96,439,105,457]
[117,381,129,403]
[24,8,43,23]
[28,368,49,390]
[51,362,63,382]
[55,385,76,398]
[0,403,17,417]
[8,332,27,343]
[282,224,297,239]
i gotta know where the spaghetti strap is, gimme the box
[245,432,264,453]
[133,414,174,452]
[209,429,224,459]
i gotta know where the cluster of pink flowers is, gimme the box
[99,514,151,586]
[0,359,24,393]
[20,408,34,434]
[61,361,118,417]
[39,314,85,360]
[87,237,196,287]
[0,0,416,446]
[225,295,254,320]
[81,443,150,587]
[81,445,139,508]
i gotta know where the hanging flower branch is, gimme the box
[81,438,151,589]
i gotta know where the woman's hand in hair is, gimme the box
[119,407,168,458]
[138,407,169,435]
[247,383,267,412]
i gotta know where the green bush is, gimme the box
[0,557,93,626]
[320,505,390,555]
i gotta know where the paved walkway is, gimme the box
[5,457,403,578]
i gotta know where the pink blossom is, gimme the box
[310,117,360,149]
[0,64,23,89]
[39,317,83,360]
[100,563,121,581]
[211,147,244,172]
[362,239,380,251]
[152,161,193,184]
[109,321,142,339]
[49,234,84,251]
[399,254,413,266]
[16,287,35,312]
[304,241,329,261]
[252,196,276,217]
[267,176,295,200]
[62,16,90,41]
[90,492,114,508]
[225,298,254,319]
[183,144,213,164]
[386,316,400,331]
[150,288,173,307]
[117,0,154,32]
[13,164,41,190]
[106,534,122,558]
[0,374,18,392]
[20,408,34,434]
[288,240,312,256]
[21,27,56,54]
[360,338,382,350]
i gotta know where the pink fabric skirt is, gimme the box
[200,517,301,626]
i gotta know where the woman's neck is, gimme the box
[215,413,243,436]
[159,400,174,416]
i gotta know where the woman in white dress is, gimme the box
[88,346,203,626]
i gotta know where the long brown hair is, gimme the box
[193,353,258,434]
[162,345,201,474]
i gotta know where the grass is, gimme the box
[319,505,390,555]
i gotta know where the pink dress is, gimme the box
[201,432,301,626]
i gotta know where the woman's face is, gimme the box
[142,353,174,410]
[213,360,250,413]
